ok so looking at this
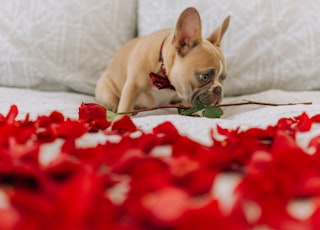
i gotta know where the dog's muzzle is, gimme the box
[191,86,222,105]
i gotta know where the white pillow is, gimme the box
[0,0,137,95]
[138,0,320,96]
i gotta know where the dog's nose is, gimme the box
[213,86,222,96]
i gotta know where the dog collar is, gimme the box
[149,37,175,90]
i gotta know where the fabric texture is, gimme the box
[1,95,320,228]
[138,0,320,96]
[0,0,137,95]
[1,86,320,145]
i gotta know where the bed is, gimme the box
[1,0,320,229]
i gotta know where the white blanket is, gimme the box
[1,86,320,225]
[1,86,319,145]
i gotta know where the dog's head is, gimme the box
[168,7,230,106]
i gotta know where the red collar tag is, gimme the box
[149,72,175,90]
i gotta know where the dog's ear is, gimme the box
[172,7,202,56]
[207,16,231,47]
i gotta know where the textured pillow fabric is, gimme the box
[0,0,137,95]
[138,0,320,96]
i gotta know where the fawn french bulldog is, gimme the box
[95,7,230,114]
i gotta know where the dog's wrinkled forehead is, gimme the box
[216,60,224,80]
[190,41,226,75]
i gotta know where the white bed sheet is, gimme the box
[1,86,320,145]
[1,86,320,222]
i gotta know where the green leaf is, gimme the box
[106,111,118,121]
[202,106,223,118]
[178,104,223,118]
[178,104,206,116]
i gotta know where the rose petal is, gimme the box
[78,103,106,122]
[142,186,190,224]
[111,115,137,133]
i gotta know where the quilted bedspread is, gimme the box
[1,86,320,229]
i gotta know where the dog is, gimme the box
[95,7,230,114]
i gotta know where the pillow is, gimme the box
[138,0,320,96]
[0,0,137,95]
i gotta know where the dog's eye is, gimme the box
[199,73,211,83]
[195,69,215,84]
